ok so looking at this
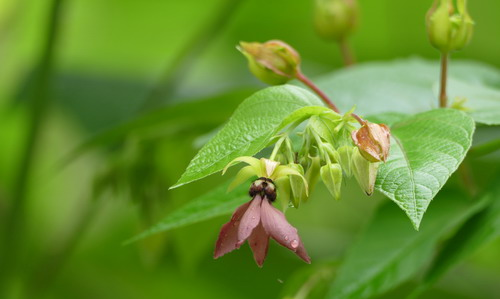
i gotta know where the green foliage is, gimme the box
[172,85,328,188]
[412,176,500,296]
[375,109,475,228]
[66,89,254,161]
[125,181,249,244]
[315,58,500,125]
[326,190,487,299]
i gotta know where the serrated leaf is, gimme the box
[375,109,475,229]
[124,181,249,244]
[315,58,500,125]
[327,190,486,299]
[172,85,326,188]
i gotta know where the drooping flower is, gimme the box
[214,178,310,267]
[215,157,310,267]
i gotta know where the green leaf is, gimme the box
[315,58,500,125]
[376,108,475,229]
[124,181,249,244]
[64,89,254,158]
[327,190,486,299]
[448,79,500,125]
[171,85,327,188]
[412,176,500,295]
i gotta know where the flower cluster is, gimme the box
[214,39,391,267]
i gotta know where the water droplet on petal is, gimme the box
[291,239,299,249]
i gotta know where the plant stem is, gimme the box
[339,38,355,67]
[439,52,449,108]
[0,0,64,289]
[296,71,340,113]
[296,71,365,125]
[139,0,244,111]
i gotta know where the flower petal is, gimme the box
[294,241,311,264]
[222,156,262,176]
[214,201,251,259]
[262,158,279,177]
[260,198,311,263]
[237,195,263,245]
[228,166,256,192]
[248,223,269,267]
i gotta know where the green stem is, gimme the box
[0,0,64,289]
[138,0,245,111]
[439,53,449,108]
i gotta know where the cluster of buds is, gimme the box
[299,112,390,199]
[426,0,474,53]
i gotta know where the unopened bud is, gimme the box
[275,177,292,210]
[320,163,343,200]
[352,148,379,196]
[337,145,354,177]
[314,0,359,42]
[426,0,474,53]
[288,164,307,208]
[304,156,321,196]
[238,40,301,85]
[351,121,390,163]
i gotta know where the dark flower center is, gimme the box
[249,177,276,201]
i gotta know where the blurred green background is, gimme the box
[0,0,499,298]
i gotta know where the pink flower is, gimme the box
[214,178,310,267]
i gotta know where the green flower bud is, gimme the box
[289,163,308,208]
[275,177,293,210]
[320,162,343,200]
[426,0,474,53]
[314,0,359,42]
[238,40,301,85]
[352,148,379,196]
[337,145,354,177]
[304,156,322,195]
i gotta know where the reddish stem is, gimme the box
[439,53,448,108]
[296,71,340,113]
[339,39,355,67]
[351,113,365,125]
[296,71,364,125]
